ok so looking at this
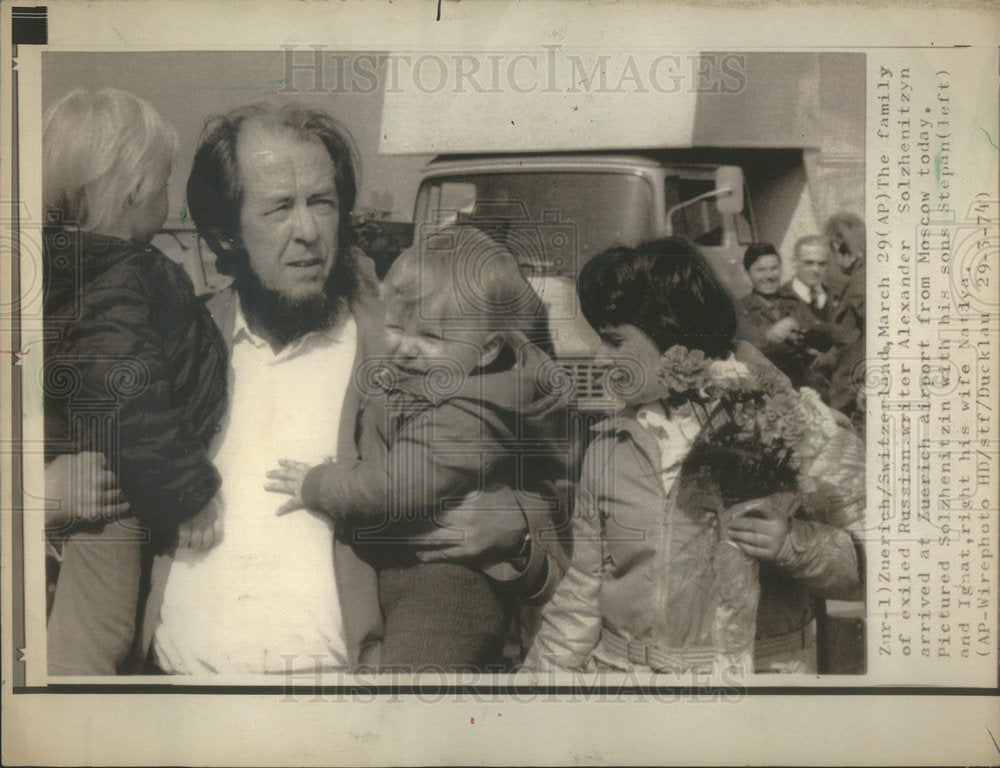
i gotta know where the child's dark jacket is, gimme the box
[44,230,227,538]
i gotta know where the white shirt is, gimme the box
[790,277,826,310]
[635,401,701,498]
[154,300,357,675]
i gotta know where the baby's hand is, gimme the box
[177,494,223,550]
[265,458,312,516]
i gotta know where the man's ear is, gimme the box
[478,333,504,369]
[201,225,242,256]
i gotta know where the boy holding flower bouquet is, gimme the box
[525,238,865,675]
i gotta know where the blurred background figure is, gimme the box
[785,235,832,319]
[825,211,866,338]
[735,242,833,390]
[810,212,866,434]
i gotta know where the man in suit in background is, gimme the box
[785,234,833,321]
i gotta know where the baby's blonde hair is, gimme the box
[43,88,177,233]
[384,225,553,356]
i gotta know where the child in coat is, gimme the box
[44,89,227,675]
[268,225,572,668]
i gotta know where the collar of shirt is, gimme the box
[635,400,702,476]
[791,277,826,307]
[231,296,353,362]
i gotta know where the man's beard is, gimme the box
[234,258,351,347]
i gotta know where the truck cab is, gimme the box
[412,153,755,408]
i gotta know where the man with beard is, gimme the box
[145,103,549,675]
[143,103,378,675]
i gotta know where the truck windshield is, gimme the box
[414,172,653,276]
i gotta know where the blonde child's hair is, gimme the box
[384,225,553,360]
[43,88,177,234]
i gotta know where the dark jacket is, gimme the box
[735,286,833,388]
[780,279,832,323]
[819,257,866,414]
[828,257,865,342]
[43,230,227,538]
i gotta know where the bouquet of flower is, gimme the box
[652,345,809,506]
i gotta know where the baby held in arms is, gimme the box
[267,225,571,669]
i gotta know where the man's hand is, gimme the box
[265,458,312,516]
[765,316,802,345]
[409,488,528,564]
[45,452,130,528]
[724,494,797,562]
[177,494,223,550]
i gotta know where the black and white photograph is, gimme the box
[1,1,997,765]
[36,46,868,679]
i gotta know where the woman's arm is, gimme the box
[772,517,862,599]
[522,478,603,671]
[787,389,866,600]
[728,494,862,600]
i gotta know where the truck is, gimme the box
[385,52,865,410]
[409,152,757,407]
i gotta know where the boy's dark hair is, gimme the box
[742,242,779,272]
[577,236,737,359]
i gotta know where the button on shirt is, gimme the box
[154,301,357,675]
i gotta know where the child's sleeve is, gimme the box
[522,455,604,671]
[301,398,503,532]
[56,270,221,539]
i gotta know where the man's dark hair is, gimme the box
[742,242,779,272]
[577,236,737,359]
[185,101,359,279]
